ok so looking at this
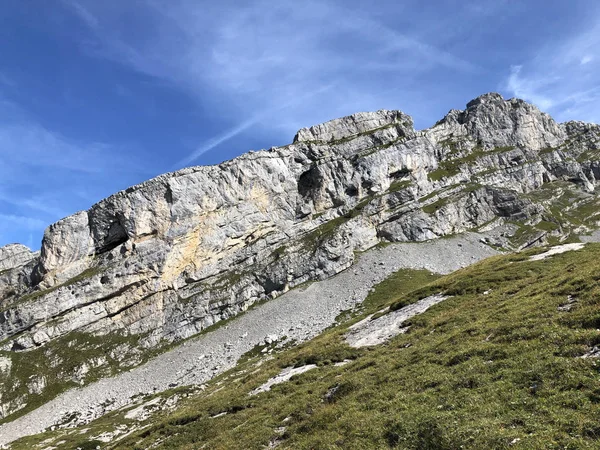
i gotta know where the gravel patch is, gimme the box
[345,294,449,348]
[0,232,498,446]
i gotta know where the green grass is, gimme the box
[353,136,408,159]
[15,244,600,449]
[505,222,545,249]
[179,264,261,306]
[211,269,250,290]
[421,184,482,215]
[0,331,150,425]
[522,181,600,239]
[438,138,463,156]
[298,215,352,253]
[271,244,287,260]
[422,196,450,214]
[362,269,441,311]
[354,196,374,210]
[576,148,600,163]
[427,145,517,182]
[428,166,460,182]
[388,179,412,193]
[535,220,560,232]
[325,122,403,145]
[297,121,405,147]
[565,199,600,227]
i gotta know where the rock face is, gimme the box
[0,244,36,272]
[0,244,38,306]
[1,93,600,420]
[294,110,412,143]
[432,93,566,151]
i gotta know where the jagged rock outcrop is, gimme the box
[1,93,600,421]
[431,93,566,150]
[0,244,36,272]
[294,110,413,143]
[0,245,39,305]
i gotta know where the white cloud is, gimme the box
[506,65,555,110]
[0,214,47,231]
[504,17,600,123]
[0,95,151,179]
[63,0,99,29]
[0,123,116,174]
[0,72,15,89]
[0,193,68,219]
[177,116,259,167]
[176,83,335,167]
[63,0,477,165]
[0,214,46,248]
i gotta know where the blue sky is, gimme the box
[1,0,599,249]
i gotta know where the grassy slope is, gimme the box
[0,332,147,425]
[13,245,600,449]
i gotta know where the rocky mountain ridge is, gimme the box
[1,92,600,423]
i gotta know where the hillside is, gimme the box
[9,242,600,449]
[1,92,600,446]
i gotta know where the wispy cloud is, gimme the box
[0,214,46,247]
[504,15,600,123]
[178,83,335,167]
[0,122,128,174]
[64,0,99,29]
[0,214,46,231]
[177,117,259,167]
[506,65,555,110]
[0,193,68,218]
[63,0,478,165]
[0,72,16,89]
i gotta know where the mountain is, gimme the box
[1,93,600,446]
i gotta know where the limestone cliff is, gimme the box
[1,93,599,420]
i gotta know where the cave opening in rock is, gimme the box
[298,165,322,198]
[96,221,129,254]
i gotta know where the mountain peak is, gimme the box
[465,92,505,108]
[433,93,565,150]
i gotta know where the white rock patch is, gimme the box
[529,243,585,261]
[0,356,11,374]
[581,346,600,359]
[249,365,318,396]
[333,359,352,367]
[123,397,162,421]
[345,294,449,348]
